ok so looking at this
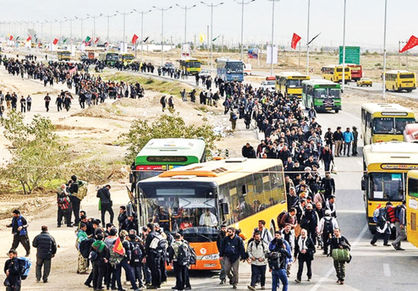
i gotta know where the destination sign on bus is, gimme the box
[146,156,188,163]
[380,164,418,170]
[381,112,408,116]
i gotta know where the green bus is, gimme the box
[130,138,207,189]
[302,79,342,113]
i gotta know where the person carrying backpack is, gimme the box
[268,232,292,291]
[4,249,22,291]
[32,226,57,283]
[318,210,339,255]
[97,185,114,227]
[370,202,392,246]
[145,223,163,289]
[77,223,90,274]
[57,184,71,227]
[392,201,407,251]
[246,231,268,291]
[330,228,351,285]
[128,229,145,288]
[168,233,192,291]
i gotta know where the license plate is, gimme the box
[326,107,332,110]
[204,264,216,267]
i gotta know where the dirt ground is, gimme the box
[0,49,417,290]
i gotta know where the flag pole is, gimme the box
[298,42,301,70]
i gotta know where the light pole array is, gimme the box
[176,3,197,45]
[306,0,311,75]
[382,0,388,99]
[201,1,224,71]
[269,0,280,75]
[133,9,152,61]
[116,10,134,50]
[341,0,347,92]
[152,5,173,65]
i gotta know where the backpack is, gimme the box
[156,234,168,252]
[131,242,142,264]
[79,238,94,259]
[17,257,31,280]
[395,205,403,222]
[177,243,191,266]
[188,245,197,265]
[109,247,124,267]
[277,211,288,229]
[373,208,385,224]
[324,218,333,234]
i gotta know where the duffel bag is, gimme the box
[332,248,350,262]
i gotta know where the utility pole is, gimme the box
[306,0,311,75]
[269,0,280,75]
[175,4,197,45]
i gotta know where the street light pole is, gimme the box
[382,0,388,99]
[116,10,134,53]
[269,0,279,76]
[306,0,310,75]
[152,6,173,66]
[236,0,255,61]
[176,4,197,45]
[342,0,346,92]
[201,2,224,72]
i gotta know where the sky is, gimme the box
[1,0,417,51]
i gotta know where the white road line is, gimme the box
[310,224,368,291]
[383,263,391,277]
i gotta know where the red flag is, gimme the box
[26,36,32,42]
[400,35,418,53]
[112,237,125,256]
[9,35,13,41]
[94,37,100,44]
[53,38,59,45]
[291,33,301,50]
[131,34,139,44]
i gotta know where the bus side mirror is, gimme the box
[361,175,367,191]
[129,173,134,184]
[221,202,229,215]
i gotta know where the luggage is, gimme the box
[332,248,350,262]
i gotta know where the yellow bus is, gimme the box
[361,142,418,233]
[406,170,418,248]
[361,103,416,145]
[275,72,310,98]
[136,158,287,270]
[121,53,135,65]
[385,70,416,93]
[57,50,71,61]
[321,65,351,83]
[179,59,202,75]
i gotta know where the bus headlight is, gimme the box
[201,254,219,261]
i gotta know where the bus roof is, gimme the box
[139,158,283,186]
[136,138,205,159]
[215,58,243,63]
[302,79,340,86]
[276,72,309,78]
[386,70,414,74]
[363,142,418,169]
[361,103,414,115]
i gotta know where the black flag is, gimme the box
[308,33,321,45]
[143,36,149,43]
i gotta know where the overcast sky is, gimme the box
[2,0,417,51]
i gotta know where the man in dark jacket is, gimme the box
[145,223,163,289]
[4,249,21,291]
[216,225,227,284]
[32,226,57,283]
[268,235,291,291]
[352,126,359,156]
[242,143,256,158]
[97,185,114,227]
[294,229,315,283]
[219,227,246,289]
[68,175,81,226]
[321,172,336,200]
[7,209,30,257]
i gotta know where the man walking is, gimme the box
[4,249,22,291]
[332,127,343,157]
[294,229,315,283]
[352,126,359,156]
[219,227,246,289]
[97,185,114,227]
[68,175,81,226]
[268,233,291,291]
[44,93,51,112]
[247,231,268,291]
[216,225,227,285]
[330,228,351,285]
[392,201,407,251]
[32,226,57,283]
[168,233,192,291]
[7,210,30,257]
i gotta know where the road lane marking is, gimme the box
[310,223,368,291]
[383,263,391,277]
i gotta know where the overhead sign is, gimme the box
[339,46,360,65]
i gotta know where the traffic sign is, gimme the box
[339,46,360,64]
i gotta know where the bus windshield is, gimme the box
[287,79,302,87]
[369,172,404,201]
[400,74,414,79]
[373,117,415,134]
[107,54,119,61]
[226,62,243,73]
[188,61,201,68]
[313,88,340,98]
[409,178,418,198]
[139,182,219,235]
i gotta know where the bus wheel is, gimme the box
[407,89,412,93]
[335,109,339,113]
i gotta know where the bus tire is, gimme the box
[335,109,339,113]
[407,89,412,93]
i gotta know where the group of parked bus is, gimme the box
[360,102,418,248]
